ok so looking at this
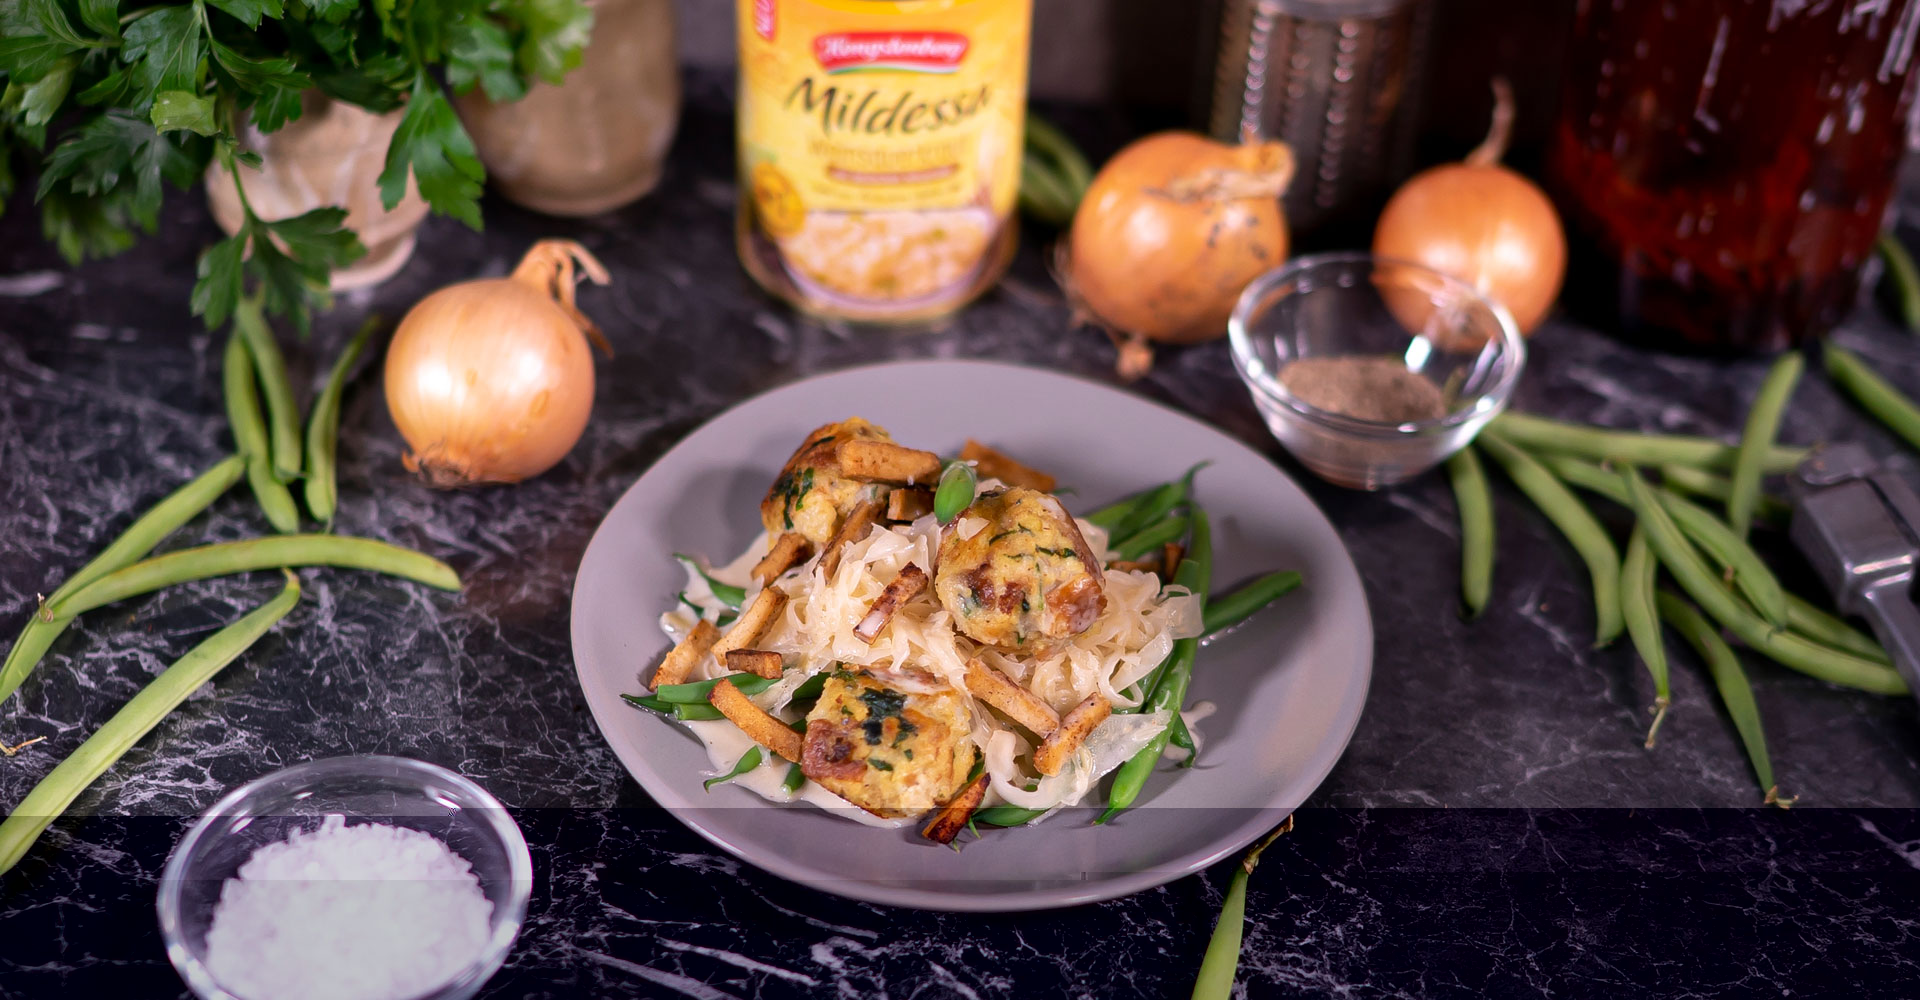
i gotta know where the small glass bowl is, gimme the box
[1228,252,1526,489]
[157,755,532,1000]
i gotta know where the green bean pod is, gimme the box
[1476,434,1624,646]
[1107,464,1207,544]
[1112,514,1191,563]
[651,673,780,704]
[1825,343,1920,451]
[1877,231,1920,333]
[224,332,299,533]
[43,455,246,609]
[1782,593,1891,665]
[52,536,459,617]
[1657,464,1791,525]
[1018,155,1079,228]
[1102,507,1213,824]
[1621,466,1907,695]
[1620,526,1671,748]
[973,803,1047,827]
[704,746,763,790]
[1202,571,1303,637]
[1447,448,1494,618]
[1532,453,1789,628]
[1190,821,1291,1000]
[1490,412,1807,472]
[1169,711,1197,767]
[1726,352,1803,540]
[1655,590,1786,804]
[782,763,807,793]
[1025,114,1093,199]
[0,571,300,876]
[673,554,746,609]
[303,317,378,525]
[234,299,303,483]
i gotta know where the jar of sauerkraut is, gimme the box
[736,0,1032,324]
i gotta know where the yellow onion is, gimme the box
[1066,132,1294,379]
[1374,80,1565,338]
[385,240,612,485]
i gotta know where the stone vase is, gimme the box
[456,0,682,217]
[205,93,431,291]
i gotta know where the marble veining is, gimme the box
[3,75,1920,996]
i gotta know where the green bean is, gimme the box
[673,554,745,609]
[1878,231,1920,332]
[782,762,806,793]
[1202,571,1303,636]
[0,536,457,706]
[1109,464,1207,545]
[1532,452,1789,628]
[54,536,459,616]
[2,456,250,708]
[1026,114,1093,199]
[224,332,299,533]
[1727,353,1803,541]
[1826,343,1920,451]
[790,671,829,704]
[1446,448,1494,618]
[1621,466,1907,695]
[303,317,377,525]
[43,455,246,610]
[1620,526,1671,748]
[235,298,304,483]
[1490,411,1807,472]
[1657,464,1791,525]
[934,460,978,524]
[1191,819,1292,1000]
[1112,514,1190,563]
[0,571,299,876]
[1783,593,1891,664]
[622,693,725,721]
[1655,590,1789,805]
[705,746,763,790]
[1169,711,1197,767]
[652,673,779,704]
[1018,154,1078,228]
[1476,434,1623,646]
[1102,507,1213,824]
[974,803,1047,827]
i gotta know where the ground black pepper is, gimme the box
[1278,356,1448,423]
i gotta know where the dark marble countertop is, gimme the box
[4,80,1920,997]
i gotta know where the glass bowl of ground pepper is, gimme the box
[1228,252,1526,489]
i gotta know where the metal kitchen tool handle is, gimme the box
[1789,443,1920,699]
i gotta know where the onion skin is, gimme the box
[1068,132,1293,375]
[1374,162,1566,334]
[385,241,609,486]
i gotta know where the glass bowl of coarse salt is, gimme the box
[1228,252,1526,490]
[157,755,532,1000]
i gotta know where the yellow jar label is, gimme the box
[737,0,1032,320]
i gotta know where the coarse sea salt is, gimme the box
[204,814,493,1000]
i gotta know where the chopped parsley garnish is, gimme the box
[868,759,894,771]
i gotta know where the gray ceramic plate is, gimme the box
[570,359,1371,911]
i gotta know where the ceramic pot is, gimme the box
[456,0,681,216]
[205,93,430,291]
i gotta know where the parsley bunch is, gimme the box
[0,0,592,333]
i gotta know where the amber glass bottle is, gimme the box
[1550,1,1920,351]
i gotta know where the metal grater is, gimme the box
[1209,0,1432,235]
[1790,443,1920,698]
